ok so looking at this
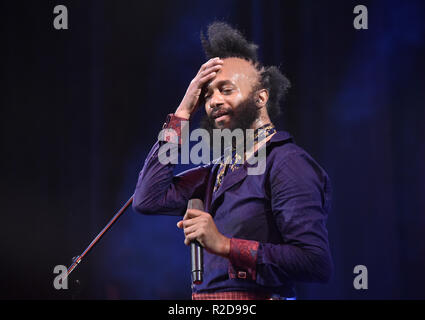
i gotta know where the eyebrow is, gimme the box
[205,80,235,92]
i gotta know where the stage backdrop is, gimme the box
[1,0,424,299]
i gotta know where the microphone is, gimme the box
[187,199,204,285]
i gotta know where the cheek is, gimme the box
[205,104,212,117]
[227,92,244,109]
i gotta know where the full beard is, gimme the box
[200,94,260,153]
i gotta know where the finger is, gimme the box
[199,64,222,79]
[198,72,217,87]
[199,57,223,73]
[181,216,202,228]
[177,215,200,229]
[181,209,192,222]
[195,65,222,90]
[200,57,221,70]
[184,231,200,246]
[185,208,206,218]
[178,210,202,228]
[183,224,197,236]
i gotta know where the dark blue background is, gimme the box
[1,0,424,299]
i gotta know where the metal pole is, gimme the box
[65,195,134,279]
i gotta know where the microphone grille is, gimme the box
[187,199,204,211]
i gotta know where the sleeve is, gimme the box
[227,151,333,285]
[132,114,211,216]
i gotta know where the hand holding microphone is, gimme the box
[186,199,204,285]
[177,199,231,284]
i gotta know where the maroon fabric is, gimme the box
[162,113,188,144]
[228,238,260,281]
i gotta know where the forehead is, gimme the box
[207,57,259,91]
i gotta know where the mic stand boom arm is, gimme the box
[65,196,134,279]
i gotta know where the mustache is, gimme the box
[200,94,260,150]
[210,107,233,120]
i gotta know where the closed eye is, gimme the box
[204,86,234,100]
[221,88,234,95]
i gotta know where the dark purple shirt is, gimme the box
[132,114,333,297]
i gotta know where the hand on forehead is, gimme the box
[208,57,260,94]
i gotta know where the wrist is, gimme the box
[220,236,231,258]
[174,108,190,120]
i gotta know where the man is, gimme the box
[133,22,332,300]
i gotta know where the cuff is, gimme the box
[160,113,188,145]
[228,238,259,281]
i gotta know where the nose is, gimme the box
[209,90,224,109]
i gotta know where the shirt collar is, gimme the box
[269,130,294,143]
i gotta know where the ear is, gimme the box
[255,89,269,108]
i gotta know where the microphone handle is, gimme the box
[190,241,203,285]
[187,199,204,285]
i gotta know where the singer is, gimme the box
[133,22,332,300]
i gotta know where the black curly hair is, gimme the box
[200,22,291,121]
